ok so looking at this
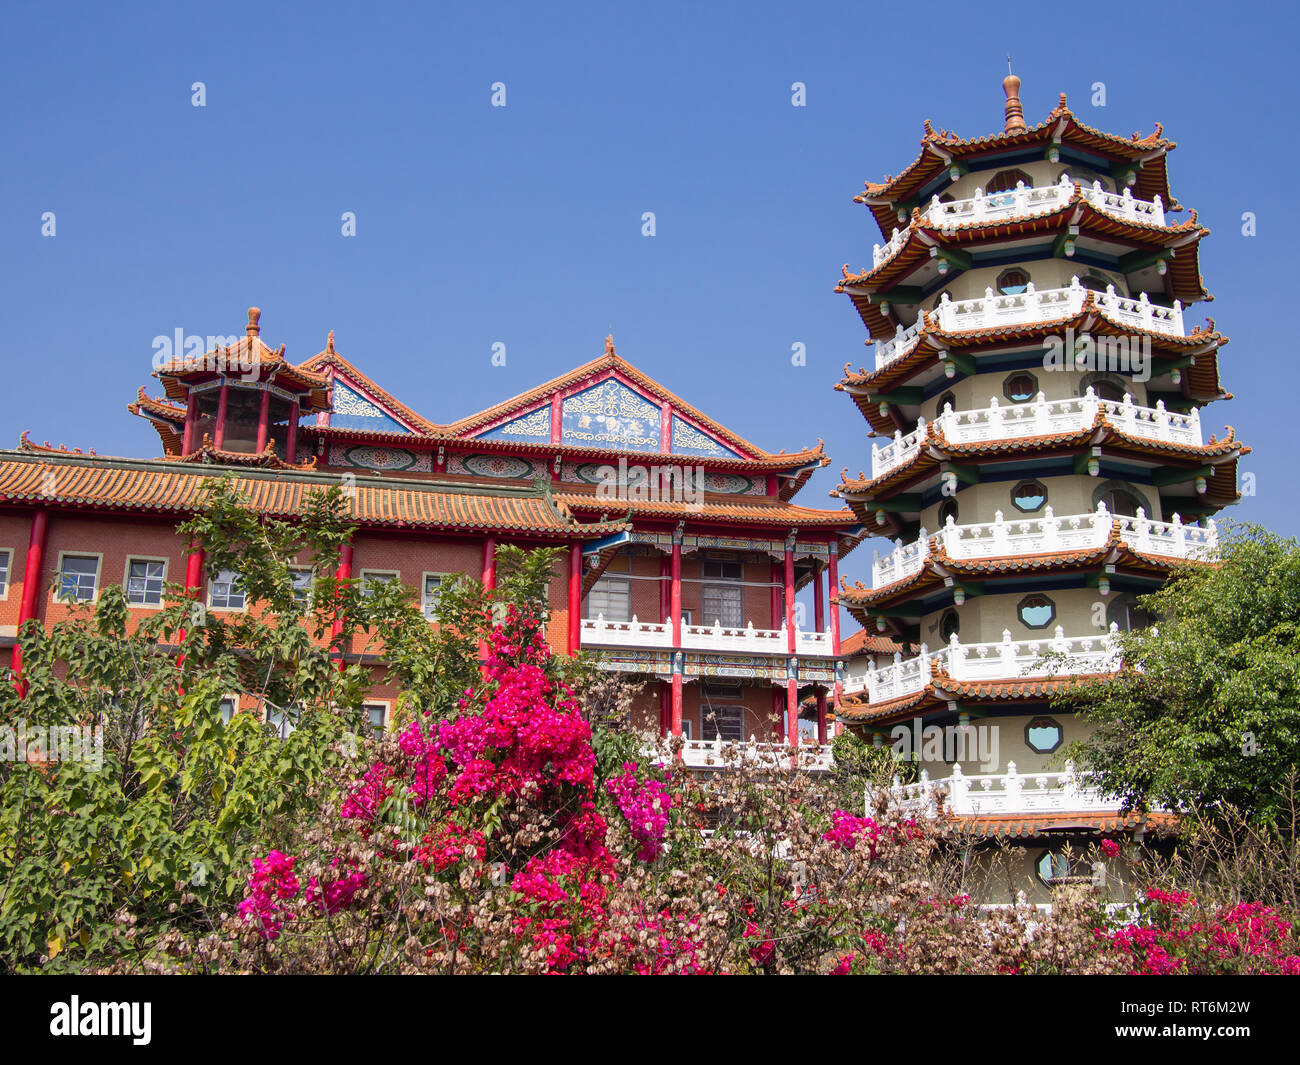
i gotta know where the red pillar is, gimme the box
[567,543,582,655]
[828,544,842,656]
[11,509,49,693]
[786,676,799,748]
[213,381,230,450]
[481,536,497,591]
[285,401,299,463]
[671,670,683,738]
[331,540,354,672]
[670,530,683,737]
[255,386,271,453]
[816,690,828,745]
[813,562,825,634]
[182,392,198,454]
[175,546,206,675]
[784,544,796,652]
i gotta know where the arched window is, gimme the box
[1078,273,1113,293]
[1017,594,1056,629]
[1026,717,1064,754]
[939,610,960,643]
[1081,373,1126,402]
[1107,594,1152,633]
[1011,479,1048,513]
[939,498,959,526]
[935,390,956,418]
[1093,481,1148,518]
[997,268,1031,295]
[1060,168,1111,193]
[1003,371,1038,402]
[986,168,1032,195]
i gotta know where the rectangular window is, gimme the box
[290,567,314,610]
[265,704,295,738]
[701,560,744,582]
[422,574,443,619]
[209,569,245,610]
[586,577,630,622]
[365,703,387,740]
[57,555,100,603]
[360,570,399,598]
[125,558,166,607]
[0,549,10,598]
[218,696,237,725]
[700,704,744,742]
[701,584,743,628]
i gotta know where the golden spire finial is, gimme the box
[1003,59,1026,134]
[247,306,261,338]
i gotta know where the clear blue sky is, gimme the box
[1,0,1293,601]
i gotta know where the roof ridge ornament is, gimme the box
[247,306,261,338]
[1003,67,1027,134]
[605,333,615,357]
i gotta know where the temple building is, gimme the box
[0,310,861,767]
[830,76,1248,895]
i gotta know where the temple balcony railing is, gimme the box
[868,388,1202,481]
[678,736,835,772]
[580,615,835,657]
[862,626,1121,704]
[870,504,1217,588]
[871,177,1166,271]
[871,277,1185,371]
[889,760,1118,816]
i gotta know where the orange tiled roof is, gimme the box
[0,451,630,540]
[855,94,1177,235]
[840,628,911,657]
[554,487,856,527]
[943,809,1179,840]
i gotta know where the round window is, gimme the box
[1011,480,1047,513]
[939,610,960,643]
[1026,717,1063,753]
[1017,594,1056,629]
[1004,372,1038,402]
[986,168,1032,195]
[997,268,1031,296]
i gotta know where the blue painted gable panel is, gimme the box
[331,380,411,434]
[561,380,661,452]
[671,414,740,458]
[475,406,551,441]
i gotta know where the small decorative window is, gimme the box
[0,549,12,598]
[1095,485,1145,519]
[209,569,245,611]
[422,574,444,619]
[1081,373,1126,402]
[1078,273,1112,294]
[939,499,959,526]
[997,268,1031,295]
[218,696,237,725]
[57,555,100,603]
[290,567,314,610]
[1017,594,1056,629]
[125,559,166,607]
[701,704,744,742]
[365,703,387,740]
[1003,371,1038,402]
[1036,850,1073,885]
[1026,717,1063,753]
[1107,595,1152,633]
[939,609,960,642]
[985,168,1032,195]
[360,570,399,598]
[1011,480,1048,513]
[935,391,956,418]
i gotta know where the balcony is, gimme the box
[871,504,1217,589]
[678,736,835,772]
[872,277,1186,371]
[580,615,835,656]
[860,627,1120,704]
[868,389,1202,480]
[871,176,1166,271]
[890,761,1117,816]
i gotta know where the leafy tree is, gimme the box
[1057,523,1300,827]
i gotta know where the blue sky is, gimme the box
[1,0,1293,603]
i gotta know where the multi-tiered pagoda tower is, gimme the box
[831,76,1250,897]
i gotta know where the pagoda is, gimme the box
[830,75,1249,895]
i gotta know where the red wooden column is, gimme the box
[331,539,354,672]
[174,545,206,677]
[481,536,497,590]
[784,539,799,747]
[670,527,683,736]
[213,380,230,450]
[255,386,271,453]
[182,392,198,454]
[567,542,582,655]
[786,672,799,749]
[828,542,842,656]
[784,541,796,652]
[11,508,49,693]
[285,401,299,464]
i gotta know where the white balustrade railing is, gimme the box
[870,419,929,478]
[871,178,1166,273]
[872,317,926,369]
[679,736,835,772]
[892,760,1117,816]
[869,505,1217,589]
[581,614,834,656]
[864,626,1120,704]
[866,389,1201,484]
